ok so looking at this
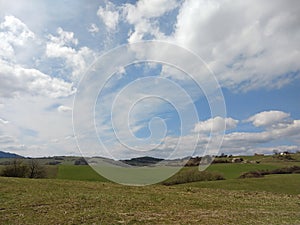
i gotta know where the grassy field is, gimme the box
[1,177,300,225]
[205,163,281,179]
[57,165,108,182]
[1,154,300,224]
[185,174,300,195]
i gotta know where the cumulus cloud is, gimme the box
[0,59,76,98]
[194,117,238,133]
[116,0,300,91]
[0,17,75,99]
[97,2,119,31]
[246,110,291,128]
[157,110,300,157]
[48,27,78,46]
[124,0,179,23]
[159,115,300,157]
[221,120,300,153]
[46,27,96,81]
[0,15,35,61]
[171,0,300,91]
[123,0,179,42]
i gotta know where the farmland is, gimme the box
[1,153,300,224]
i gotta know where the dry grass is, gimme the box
[1,177,300,224]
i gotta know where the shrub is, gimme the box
[239,166,300,179]
[1,159,29,178]
[46,161,61,165]
[213,159,231,164]
[28,159,47,178]
[239,171,264,179]
[162,169,224,185]
[54,156,64,160]
[74,157,88,165]
[1,159,47,178]
[270,166,300,174]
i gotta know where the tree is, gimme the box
[1,159,28,178]
[1,159,47,178]
[74,157,88,165]
[273,149,279,155]
[28,159,46,178]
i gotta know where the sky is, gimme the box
[0,0,299,159]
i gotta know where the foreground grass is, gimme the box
[1,177,300,225]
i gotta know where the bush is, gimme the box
[74,157,88,165]
[1,159,29,178]
[239,166,300,179]
[1,159,47,178]
[46,161,61,165]
[28,159,47,178]
[239,171,264,178]
[162,169,224,185]
[54,156,64,160]
[270,166,300,174]
[213,159,231,164]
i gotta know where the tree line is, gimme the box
[1,159,47,178]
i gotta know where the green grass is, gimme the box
[44,165,58,179]
[1,177,300,225]
[1,156,300,224]
[163,168,224,185]
[183,174,300,195]
[57,165,109,182]
[206,163,282,179]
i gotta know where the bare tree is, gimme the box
[28,159,46,178]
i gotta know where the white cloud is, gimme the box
[163,117,300,157]
[220,119,300,153]
[0,135,15,144]
[0,118,9,124]
[88,23,99,34]
[160,65,187,80]
[250,145,300,155]
[246,110,291,128]
[124,0,179,23]
[48,27,78,46]
[97,2,119,31]
[154,111,300,157]
[0,95,78,157]
[0,15,35,61]
[0,59,75,98]
[194,117,238,133]
[46,27,96,81]
[168,0,300,91]
[57,105,72,113]
[0,16,74,99]
[123,0,179,43]
[0,2,299,158]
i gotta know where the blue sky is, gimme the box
[0,0,299,158]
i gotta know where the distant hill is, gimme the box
[120,156,164,166]
[0,151,24,158]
